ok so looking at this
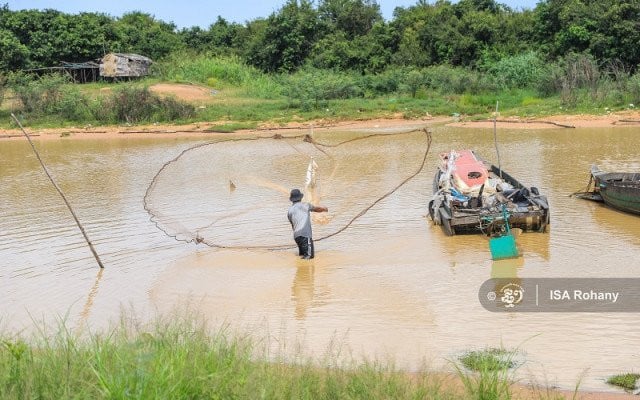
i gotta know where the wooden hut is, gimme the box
[24,61,100,83]
[99,53,152,78]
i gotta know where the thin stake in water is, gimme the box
[10,113,105,269]
[493,101,502,178]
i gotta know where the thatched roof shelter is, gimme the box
[99,53,152,78]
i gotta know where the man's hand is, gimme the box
[312,206,328,213]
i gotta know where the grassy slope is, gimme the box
[0,78,600,131]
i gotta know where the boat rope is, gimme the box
[315,128,432,243]
[10,113,105,268]
[570,173,594,197]
[144,127,433,250]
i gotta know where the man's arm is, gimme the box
[311,206,328,212]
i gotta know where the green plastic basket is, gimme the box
[489,204,520,260]
[489,233,519,260]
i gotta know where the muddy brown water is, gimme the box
[1,124,639,392]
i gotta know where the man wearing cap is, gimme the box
[287,188,328,259]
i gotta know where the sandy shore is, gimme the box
[448,111,640,129]
[1,111,640,141]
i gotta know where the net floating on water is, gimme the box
[144,129,432,250]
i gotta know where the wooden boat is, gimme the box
[428,150,550,236]
[581,165,640,215]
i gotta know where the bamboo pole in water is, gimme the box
[10,113,105,269]
[493,101,502,178]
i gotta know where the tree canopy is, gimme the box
[0,0,638,74]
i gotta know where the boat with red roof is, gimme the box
[428,150,550,236]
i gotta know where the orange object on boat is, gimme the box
[441,150,488,193]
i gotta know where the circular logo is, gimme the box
[498,282,525,308]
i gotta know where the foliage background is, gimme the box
[1,0,639,75]
[1,0,640,125]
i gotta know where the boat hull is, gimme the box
[591,166,640,215]
[430,151,550,236]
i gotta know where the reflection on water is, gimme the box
[292,261,315,320]
[77,268,104,331]
[1,125,640,392]
[491,257,525,279]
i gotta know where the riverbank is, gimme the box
[1,315,637,400]
[2,110,640,141]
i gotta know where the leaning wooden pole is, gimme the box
[11,113,104,268]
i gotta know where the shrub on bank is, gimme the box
[5,74,195,125]
[486,52,548,90]
[97,86,195,124]
[4,50,640,128]
[152,52,282,99]
[7,73,93,121]
[281,68,362,110]
[0,74,5,106]
[629,72,640,105]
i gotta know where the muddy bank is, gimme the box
[431,372,639,400]
[2,111,640,141]
[0,117,439,141]
[449,110,640,129]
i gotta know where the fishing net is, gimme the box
[144,128,432,249]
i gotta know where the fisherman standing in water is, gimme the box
[287,189,328,259]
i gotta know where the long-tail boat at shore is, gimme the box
[574,165,640,215]
[428,150,550,236]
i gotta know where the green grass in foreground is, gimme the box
[0,313,452,399]
[607,373,640,391]
[0,312,572,400]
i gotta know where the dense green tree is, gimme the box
[208,17,247,49]
[390,3,432,67]
[0,7,119,69]
[1,0,639,81]
[310,21,395,73]
[391,0,536,68]
[114,12,183,60]
[392,25,429,67]
[0,9,65,68]
[179,26,210,52]
[179,17,247,55]
[534,0,640,71]
[47,12,120,61]
[316,0,383,39]
[310,0,395,73]
[414,1,465,65]
[244,0,320,73]
[0,28,28,70]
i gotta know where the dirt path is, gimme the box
[149,83,215,102]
